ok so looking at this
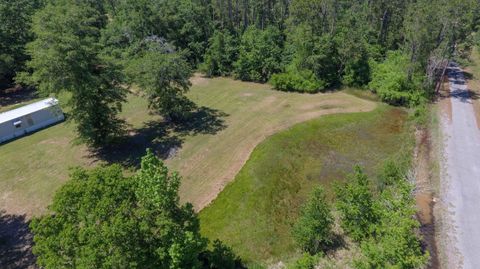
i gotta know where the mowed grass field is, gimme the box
[0,76,375,217]
[199,106,411,266]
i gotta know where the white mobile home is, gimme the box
[0,98,65,144]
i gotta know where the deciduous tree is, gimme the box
[31,150,209,269]
[19,0,126,147]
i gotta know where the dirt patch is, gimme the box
[241,92,254,97]
[414,127,440,269]
[464,68,480,129]
[190,73,209,86]
[299,99,349,111]
[437,75,452,123]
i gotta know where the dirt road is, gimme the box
[441,62,480,268]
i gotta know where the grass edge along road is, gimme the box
[200,105,411,266]
[0,76,375,217]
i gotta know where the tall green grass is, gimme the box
[199,106,411,266]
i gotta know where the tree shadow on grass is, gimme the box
[0,211,37,269]
[92,106,228,168]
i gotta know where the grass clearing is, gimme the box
[0,76,374,217]
[199,105,410,266]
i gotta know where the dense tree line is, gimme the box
[1,0,478,145]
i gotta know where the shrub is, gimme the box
[270,70,325,93]
[292,186,334,254]
[288,253,320,269]
[368,51,424,106]
[334,166,379,242]
[354,181,429,269]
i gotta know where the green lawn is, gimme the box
[199,105,411,266]
[0,93,152,216]
[0,76,375,217]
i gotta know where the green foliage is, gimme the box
[102,0,210,64]
[102,0,198,123]
[411,104,429,125]
[135,150,207,269]
[287,26,341,88]
[377,160,404,190]
[292,186,334,254]
[269,70,324,93]
[368,51,424,106]
[0,0,41,82]
[354,181,428,269]
[30,150,209,269]
[335,166,378,242]
[200,30,239,77]
[336,11,372,87]
[201,240,243,269]
[288,253,320,269]
[234,26,283,82]
[18,0,126,147]
[126,47,194,122]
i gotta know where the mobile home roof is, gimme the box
[0,98,59,124]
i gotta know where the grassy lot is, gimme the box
[0,93,152,216]
[0,76,375,217]
[199,105,411,266]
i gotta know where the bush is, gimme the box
[354,181,429,269]
[334,166,379,242]
[270,70,325,93]
[377,160,404,190]
[288,253,320,269]
[292,186,334,254]
[368,51,424,106]
[351,162,428,269]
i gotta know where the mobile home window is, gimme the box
[13,120,22,128]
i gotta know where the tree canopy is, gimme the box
[31,150,242,269]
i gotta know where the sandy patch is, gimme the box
[438,76,453,123]
[190,73,209,86]
[413,127,440,269]
[464,67,480,129]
